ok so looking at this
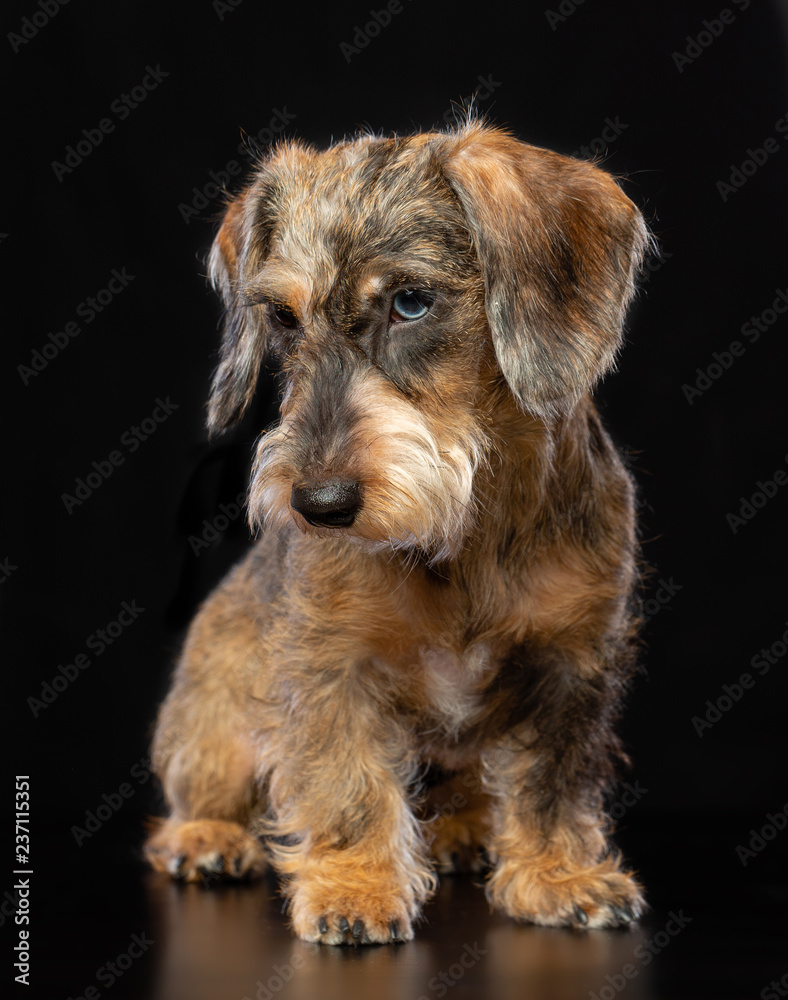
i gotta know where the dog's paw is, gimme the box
[145,818,267,883]
[288,860,425,945]
[427,810,491,873]
[486,856,644,930]
[291,890,414,945]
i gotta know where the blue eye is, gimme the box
[391,290,432,323]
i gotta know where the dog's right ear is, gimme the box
[206,185,269,435]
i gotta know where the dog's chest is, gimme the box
[418,644,491,731]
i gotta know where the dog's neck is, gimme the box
[399,393,617,638]
[465,393,599,561]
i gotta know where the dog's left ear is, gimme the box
[206,184,269,435]
[438,123,649,417]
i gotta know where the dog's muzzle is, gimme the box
[290,481,362,528]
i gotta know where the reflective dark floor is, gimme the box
[28,815,787,1000]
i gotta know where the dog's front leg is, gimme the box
[265,671,436,945]
[484,655,645,930]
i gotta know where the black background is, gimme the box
[4,0,788,997]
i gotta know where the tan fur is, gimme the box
[424,770,492,872]
[146,121,649,943]
[146,818,267,881]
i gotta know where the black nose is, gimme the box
[290,481,361,528]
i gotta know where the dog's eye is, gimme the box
[271,305,299,329]
[390,290,432,323]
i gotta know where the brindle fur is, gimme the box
[145,121,649,944]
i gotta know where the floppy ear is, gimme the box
[438,123,649,417]
[206,185,269,435]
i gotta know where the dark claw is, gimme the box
[233,856,243,876]
[390,920,399,940]
[173,854,188,878]
[478,848,491,868]
[451,851,461,871]
[338,916,350,934]
[352,919,364,940]
[612,905,635,925]
[573,905,589,926]
[318,916,328,935]
[198,854,225,878]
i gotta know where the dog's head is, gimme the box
[206,122,647,559]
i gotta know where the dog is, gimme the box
[145,120,650,945]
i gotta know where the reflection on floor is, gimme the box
[34,815,787,1000]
